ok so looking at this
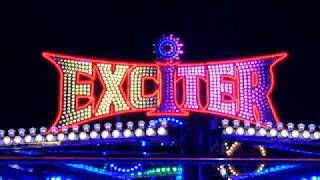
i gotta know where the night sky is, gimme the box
[2,1,320,129]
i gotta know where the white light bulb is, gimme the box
[57,133,65,141]
[269,128,277,137]
[13,136,22,144]
[313,131,320,139]
[259,128,267,136]
[112,130,121,138]
[46,134,55,142]
[123,129,132,138]
[68,132,76,140]
[101,130,109,139]
[247,127,255,136]
[146,128,156,136]
[225,127,233,135]
[220,168,227,176]
[134,128,144,137]
[79,132,88,140]
[280,129,288,137]
[3,136,11,145]
[157,127,167,136]
[302,131,310,139]
[291,130,299,138]
[24,135,32,143]
[35,134,43,142]
[236,127,244,135]
[90,131,98,139]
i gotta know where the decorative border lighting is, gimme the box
[108,163,142,173]
[156,117,184,126]
[218,164,265,178]
[221,141,266,177]
[67,163,182,178]
[153,34,184,62]
[225,142,267,157]
[0,120,168,147]
[222,119,320,140]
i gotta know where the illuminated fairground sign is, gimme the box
[43,35,287,129]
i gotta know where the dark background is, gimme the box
[2,1,320,129]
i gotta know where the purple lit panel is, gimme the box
[177,65,206,109]
[235,59,276,122]
[207,64,237,116]
[154,66,181,113]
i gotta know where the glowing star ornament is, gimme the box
[153,34,184,62]
[43,44,287,130]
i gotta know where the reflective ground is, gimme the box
[0,159,320,180]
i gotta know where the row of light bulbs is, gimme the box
[0,120,168,146]
[218,163,265,178]
[225,141,240,157]
[258,145,267,156]
[222,119,320,140]
[225,142,267,157]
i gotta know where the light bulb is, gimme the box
[24,135,32,143]
[280,129,288,137]
[302,131,310,139]
[68,132,76,140]
[146,128,156,136]
[79,132,88,140]
[269,128,277,137]
[236,127,244,135]
[123,129,132,138]
[134,128,144,137]
[3,136,11,145]
[157,127,167,136]
[313,131,320,139]
[247,127,255,136]
[89,131,98,139]
[46,134,55,142]
[35,134,43,142]
[112,130,121,138]
[225,126,233,135]
[13,136,22,144]
[259,128,267,136]
[291,130,299,138]
[101,130,109,139]
[57,133,65,141]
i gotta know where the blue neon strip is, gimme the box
[156,117,184,126]
[232,164,301,179]
[158,40,177,57]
